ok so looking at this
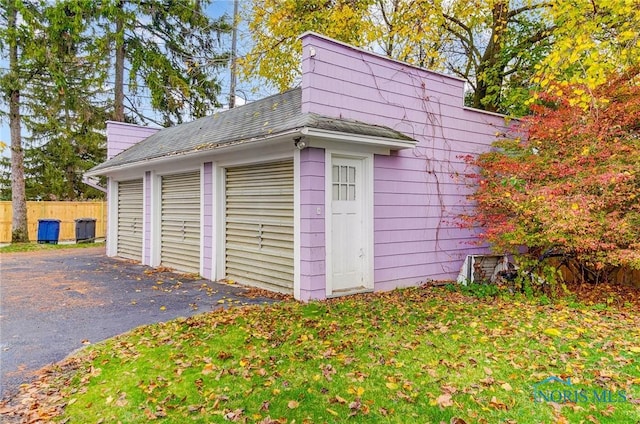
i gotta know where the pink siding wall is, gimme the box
[143,171,151,264]
[299,147,326,301]
[301,33,506,290]
[202,163,214,279]
[106,121,160,159]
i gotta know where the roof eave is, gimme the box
[85,128,303,177]
[300,127,416,150]
[85,125,416,178]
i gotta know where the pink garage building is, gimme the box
[87,32,507,301]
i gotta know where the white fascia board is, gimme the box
[85,130,302,178]
[300,127,416,150]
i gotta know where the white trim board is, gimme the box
[106,178,118,257]
[293,148,302,300]
[150,170,161,267]
[199,163,206,277]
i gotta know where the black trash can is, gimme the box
[75,218,96,243]
[37,219,61,244]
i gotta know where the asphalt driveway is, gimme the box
[0,246,278,400]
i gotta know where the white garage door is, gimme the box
[117,179,143,260]
[161,171,200,273]
[225,160,294,292]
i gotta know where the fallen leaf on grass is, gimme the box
[332,395,347,404]
[441,384,457,394]
[114,392,128,407]
[287,400,299,409]
[543,328,561,337]
[217,351,233,360]
[223,408,244,421]
[436,393,453,408]
[144,408,158,420]
[501,382,513,391]
[321,364,336,381]
[479,376,495,386]
[586,415,600,424]
[489,396,507,410]
[601,405,616,416]
[202,363,215,375]
[348,386,365,396]
[349,398,364,416]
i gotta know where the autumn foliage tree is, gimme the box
[464,69,640,284]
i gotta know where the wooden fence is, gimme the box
[0,201,107,243]
[559,265,640,287]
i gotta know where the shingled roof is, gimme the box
[90,88,414,173]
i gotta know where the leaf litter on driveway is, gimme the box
[0,247,277,404]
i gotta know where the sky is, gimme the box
[0,0,262,159]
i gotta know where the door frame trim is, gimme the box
[324,149,374,296]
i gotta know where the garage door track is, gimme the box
[0,246,279,400]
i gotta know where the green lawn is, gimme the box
[0,240,103,253]
[30,287,640,422]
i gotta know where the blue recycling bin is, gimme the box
[37,219,61,244]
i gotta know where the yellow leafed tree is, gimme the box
[537,0,640,107]
[241,0,374,92]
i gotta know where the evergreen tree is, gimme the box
[1,0,47,241]
[23,1,109,200]
[100,0,231,125]
[0,154,11,201]
[1,1,231,213]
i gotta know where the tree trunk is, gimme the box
[472,0,507,113]
[113,0,125,121]
[8,1,28,242]
[228,0,239,108]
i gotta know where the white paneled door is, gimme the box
[330,157,366,293]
